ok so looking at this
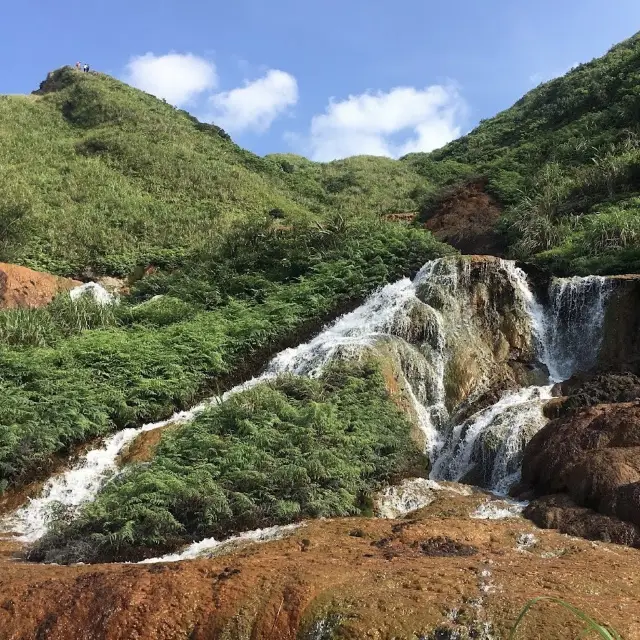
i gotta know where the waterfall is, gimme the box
[4,256,616,544]
[542,276,613,382]
[429,385,553,493]
[5,276,423,541]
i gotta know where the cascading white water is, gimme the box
[429,385,553,493]
[542,276,613,382]
[4,276,424,542]
[427,264,614,493]
[3,256,616,547]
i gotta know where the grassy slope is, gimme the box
[29,361,427,563]
[0,68,432,277]
[413,31,640,274]
[0,68,457,493]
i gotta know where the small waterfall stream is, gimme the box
[542,276,612,382]
[3,257,616,556]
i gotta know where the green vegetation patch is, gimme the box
[27,360,427,563]
[411,31,640,274]
[0,219,451,491]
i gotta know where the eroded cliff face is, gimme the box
[422,180,505,256]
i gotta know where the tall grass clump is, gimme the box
[509,597,622,639]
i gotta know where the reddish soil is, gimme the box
[422,181,504,255]
[118,425,178,466]
[0,491,638,639]
[0,262,80,309]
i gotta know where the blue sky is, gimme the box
[3,0,640,159]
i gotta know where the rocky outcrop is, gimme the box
[550,371,640,415]
[521,389,640,546]
[524,493,640,547]
[421,181,505,255]
[415,256,543,412]
[0,262,80,309]
[1,490,639,639]
[599,274,640,373]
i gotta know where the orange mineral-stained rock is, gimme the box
[0,490,639,639]
[0,262,80,309]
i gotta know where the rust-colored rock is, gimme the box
[422,180,504,255]
[118,424,178,466]
[524,493,640,547]
[1,493,639,639]
[0,262,80,309]
[522,400,640,544]
[381,211,417,224]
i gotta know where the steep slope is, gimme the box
[411,31,640,274]
[0,68,437,278]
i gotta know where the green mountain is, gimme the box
[4,33,640,563]
[0,68,452,492]
[418,31,640,274]
[0,67,430,277]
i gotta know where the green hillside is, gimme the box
[416,31,640,274]
[0,67,431,278]
[4,33,640,560]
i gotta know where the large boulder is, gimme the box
[521,397,640,545]
[415,255,543,412]
[0,262,80,309]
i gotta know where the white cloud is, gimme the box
[124,52,217,107]
[208,70,298,133]
[301,84,465,161]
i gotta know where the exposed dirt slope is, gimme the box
[422,181,504,255]
[0,262,80,309]
[1,491,638,639]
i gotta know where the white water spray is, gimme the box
[542,276,613,382]
[430,385,553,492]
[4,256,616,547]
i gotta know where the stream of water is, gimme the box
[2,257,615,561]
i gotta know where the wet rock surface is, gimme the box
[521,371,640,546]
[1,489,639,639]
[551,371,640,414]
[599,274,640,373]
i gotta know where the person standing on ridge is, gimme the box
[83,63,90,73]
[75,61,81,71]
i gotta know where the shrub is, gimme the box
[27,361,428,563]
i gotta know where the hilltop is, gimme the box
[415,31,640,274]
[0,67,430,278]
